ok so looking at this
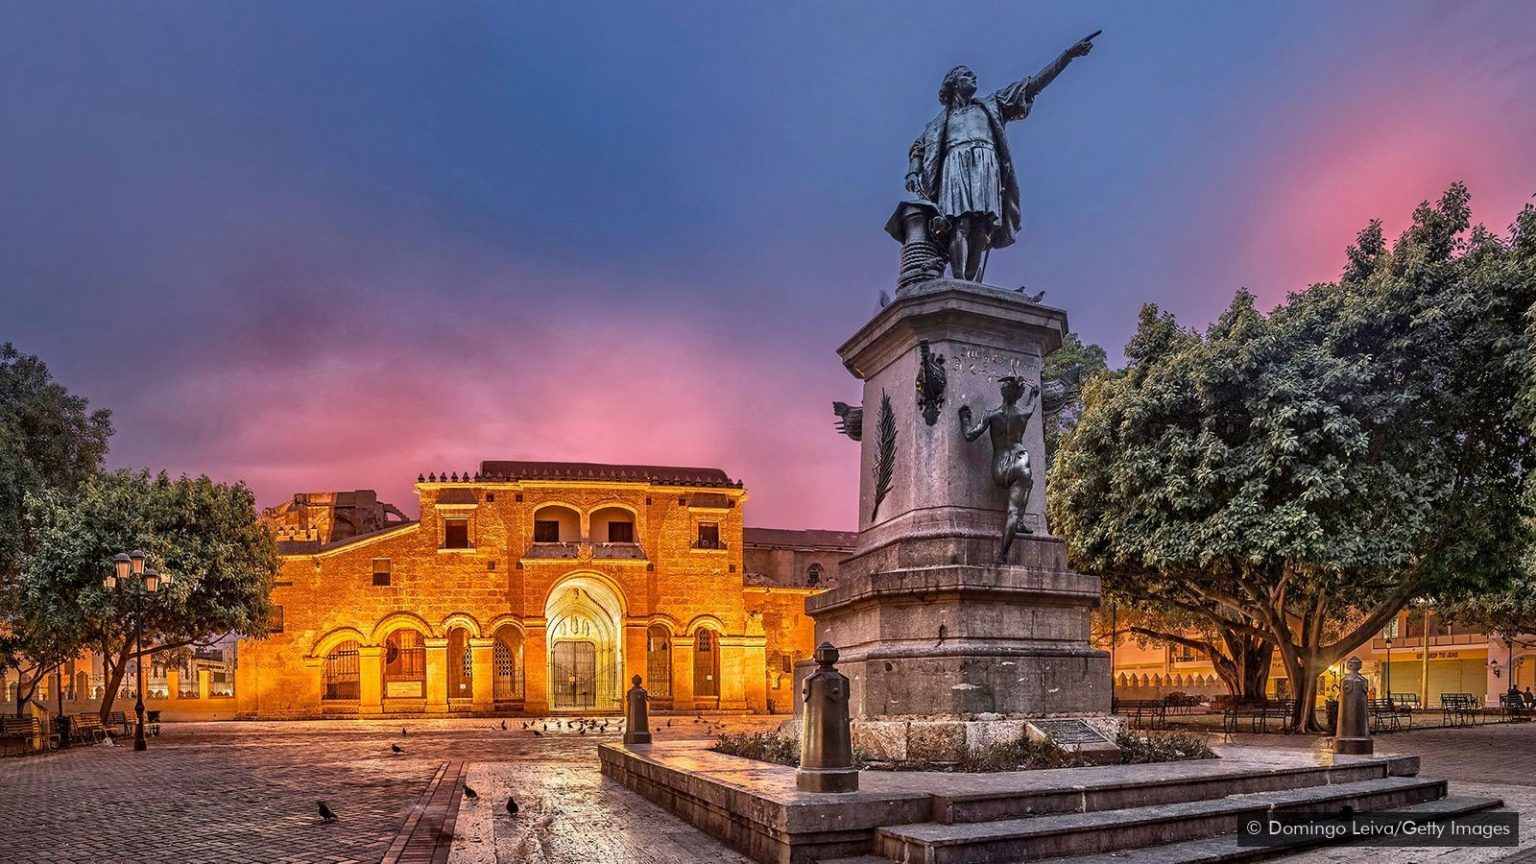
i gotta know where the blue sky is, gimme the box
[3,1,1533,528]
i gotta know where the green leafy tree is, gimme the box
[1042,331,1110,467]
[21,469,279,720]
[0,343,113,714]
[1053,186,1536,730]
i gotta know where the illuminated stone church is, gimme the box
[234,461,851,717]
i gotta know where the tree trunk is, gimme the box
[1241,639,1273,701]
[15,665,46,718]
[97,644,133,723]
[1292,664,1324,732]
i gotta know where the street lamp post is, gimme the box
[103,550,172,752]
[1384,629,1393,703]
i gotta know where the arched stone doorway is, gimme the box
[545,574,625,713]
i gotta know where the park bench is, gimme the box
[1368,699,1413,732]
[1222,698,1296,734]
[1440,693,1482,726]
[1162,693,1204,716]
[72,713,106,744]
[1113,698,1168,729]
[106,710,132,736]
[1,716,58,756]
[1389,693,1421,712]
[1499,693,1531,721]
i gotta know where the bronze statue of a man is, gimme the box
[906,33,1097,282]
[959,376,1039,563]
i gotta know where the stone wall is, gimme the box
[236,476,782,718]
[744,586,816,714]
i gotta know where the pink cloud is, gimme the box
[110,297,860,531]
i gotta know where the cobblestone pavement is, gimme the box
[0,714,780,864]
[1214,722,1536,862]
[7,715,1536,864]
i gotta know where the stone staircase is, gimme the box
[821,758,1502,864]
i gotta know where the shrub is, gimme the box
[712,731,799,766]
[1115,730,1216,763]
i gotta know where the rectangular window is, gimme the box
[695,522,721,549]
[608,521,634,543]
[444,518,471,549]
[372,558,391,586]
[781,654,793,674]
[271,605,285,634]
[533,520,560,543]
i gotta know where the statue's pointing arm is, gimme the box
[1001,33,1095,111]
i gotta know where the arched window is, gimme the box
[694,629,720,700]
[647,624,672,698]
[447,627,472,701]
[492,625,524,701]
[383,630,426,698]
[807,564,823,586]
[323,640,361,700]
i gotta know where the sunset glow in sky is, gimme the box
[4,2,1534,530]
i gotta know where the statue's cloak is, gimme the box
[911,79,1035,251]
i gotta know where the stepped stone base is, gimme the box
[598,739,1454,864]
[851,715,1123,765]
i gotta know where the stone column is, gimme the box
[524,624,549,715]
[717,636,748,712]
[424,638,449,713]
[470,638,495,712]
[358,647,384,715]
[1333,656,1373,755]
[198,669,212,699]
[166,669,181,701]
[624,622,649,698]
[672,637,695,710]
[742,634,768,713]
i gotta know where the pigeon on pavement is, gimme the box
[317,801,338,823]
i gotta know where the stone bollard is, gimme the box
[1332,656,1373,755]
[623,675,652,745]
[796,642,858,793]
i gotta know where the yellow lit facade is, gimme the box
[235,461,846,718]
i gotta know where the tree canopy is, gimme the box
[0,344,112,710]
[1051,185,1536,728]
[20,469,279,718]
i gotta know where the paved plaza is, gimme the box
[4,716,1536,863]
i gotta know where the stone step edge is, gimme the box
[878,775,1445,846]
[834,797,1503,864]
[1026,796,1506,864]
[932,757,1414,810]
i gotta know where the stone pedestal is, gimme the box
[812,278,1111,762]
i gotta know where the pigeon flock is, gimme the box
[311,715,736,826]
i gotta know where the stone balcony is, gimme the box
[521,541,648,563]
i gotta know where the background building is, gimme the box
[234,460,853,718]
[1104,606,1531,706]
